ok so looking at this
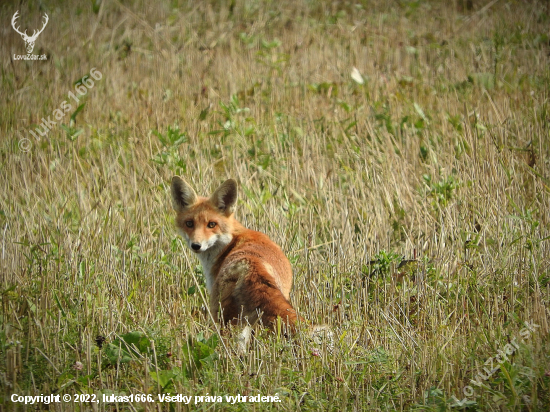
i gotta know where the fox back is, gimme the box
[171,177,299,330]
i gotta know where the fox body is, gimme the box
[171,177,299,330]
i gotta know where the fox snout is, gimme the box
[183,236,212,253]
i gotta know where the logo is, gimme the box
[11,10,49,54]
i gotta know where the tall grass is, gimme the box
[1,0,549,410]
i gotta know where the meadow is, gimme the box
[1,0,550,410]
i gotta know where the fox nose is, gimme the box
[191,243,201,251]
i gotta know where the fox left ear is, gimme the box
[171,176,198,212]
[210,179,238,215]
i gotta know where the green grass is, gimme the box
[1,0,550,410]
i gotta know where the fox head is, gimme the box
[171,177,237,253]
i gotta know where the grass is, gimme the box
[1,0,550,410]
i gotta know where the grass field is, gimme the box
[1,0,550,410]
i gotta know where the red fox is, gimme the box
[171,177,300,334]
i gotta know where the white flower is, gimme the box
[351,67,364,84]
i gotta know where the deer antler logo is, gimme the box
[11,11,49,54]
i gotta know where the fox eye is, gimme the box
[185,220,194,228]
[207,222,217,228]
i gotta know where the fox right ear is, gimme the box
[210,179,238,216]
[171,176,197,212]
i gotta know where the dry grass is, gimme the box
[1,0,550,410]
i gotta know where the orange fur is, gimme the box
[171,177,299,331]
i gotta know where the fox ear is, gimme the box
[171,176,197,212]
[210,179,238,215]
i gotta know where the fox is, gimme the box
[170,176,301,341]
